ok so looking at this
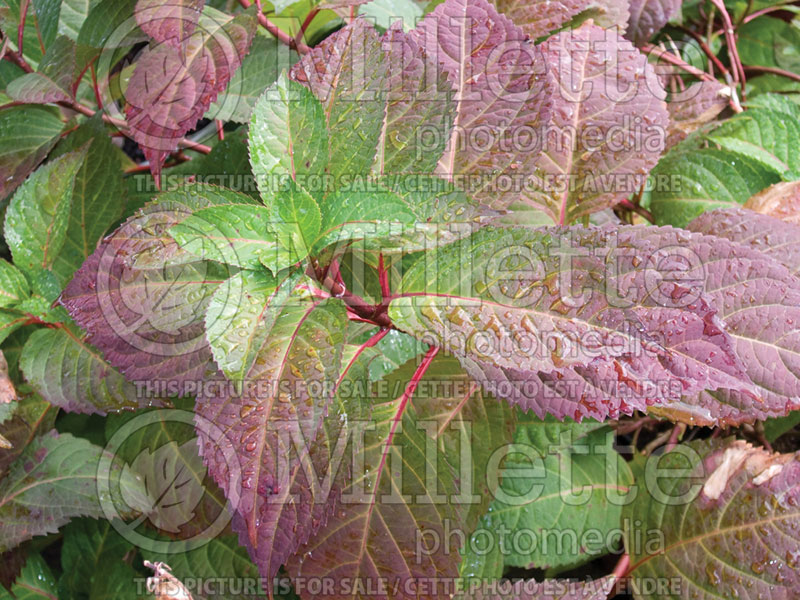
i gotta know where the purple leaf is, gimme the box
[5,72,72,103]
[688,207,800,276]
[135,0,206,47]
[408,0,553,210]
[651,207,800,425]
[59,189,247,397]
[666,80,730,149]
[288,18,456,180]
[289,20,391,181]
[125,9,256,185]
[388,225,800,424]
[375,24,455,175]
[533,23,668,223]
[286,354,491,600]
[196,283,348,580]
[625,0,680,46]
[636,222,800,425]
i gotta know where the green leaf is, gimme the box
[269,181,322,266]
[0,327,31,384]
[3,150,87,279]
[738,17,800,74]
[0,312,28,351]
[0,105,65,200]
[10,294,67,324]
[411,354,517,526]
[77,561,139,600]
[747,74,800,102]
[270,0,302,14]
[0,431,149,552]
[314,175,480,254]
[104,400,229,541]
[39,35,95,93]
[59,0,103,39]
[763,411,800,443]
[249,71,328,194]
[0,60,25,105]
[705,104,800,177]
[5,35,93,105]
[0,401,15,427]
[19,326,144,415]
[0,391,56,475]
[6,72,72,103]
[49,116,126,286]
[0,554,57,600]
[205,269,288,382]
[0,0,45,64]
[32,0,61,48]
[168,203,279,270]
[0,259,29,308]
[168,127,259,200]
[58,518,135,600]
[359,0,423,30]
[365,328,423,382]
[293,21,387,182]
[648,148,781,227]
[76,0,142,48]
[210,33,297,124]
[463,419,632,572]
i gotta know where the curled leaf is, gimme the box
[666,80,730,149]
[745,180,800,224]
[625,439,800,599]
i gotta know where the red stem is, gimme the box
[679,25,730,77]
[403,346,440,404]
[609,553,631,598]
[238,0,310,54]
[89,63,103,108]
[612,553,631,578]
[378,254,391,299]
[665,423,684,452]
[744,65,800,83]
[3,47,32,72]
[295,7,319,48]
[618,199,654,223]
[643,43,742,112]
[176,138,212,154]
[18,0,28,60]
[316,261,393,328]
[708,0,746,96]
[643,44,716,83]
[216,119,225,141]
[742,5,788,24]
